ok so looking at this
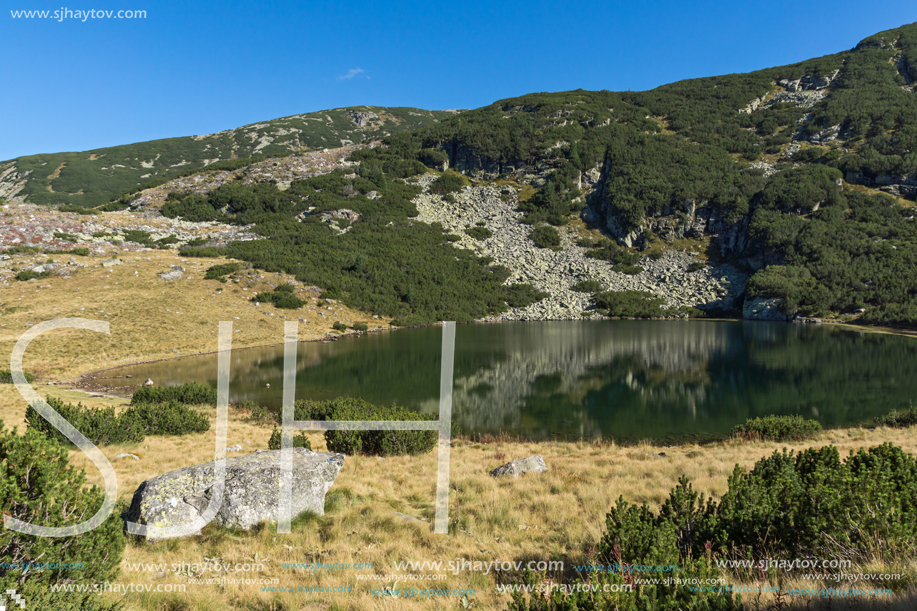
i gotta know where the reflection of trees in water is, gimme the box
[97,322,917,441]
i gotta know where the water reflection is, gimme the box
[94,321,917,442]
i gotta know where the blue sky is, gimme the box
[1,0,914,160]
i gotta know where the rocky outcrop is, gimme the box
[409,175,748,321]
[126,449,344,539]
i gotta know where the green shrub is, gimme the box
[570,280,602,293]
[530,225,561,249]
[502,283,548,308]
[131,382,216,405]
[26,397,145,446]
[875,405,917,428]
[0,370,35,384]
[464,226,493,241]
[233,400,276,424]
[687,261,705,272]
[0,423,126,598]
[15,269,52,281]
[332,321,348,332]
[612,263,643,275]
[430,171,466,194]
[53,231,79,242]
[178,247,224,258]
[292,398,446,457]
[731,414,822,441]
[253,288,306,310]
[123,401,210,436]
[586,243,641,265]
[593,290,665,318]
[59,247,90,256]
[268,426,312,450]
[205,262,242,280]
[352,322,369,331]
[57,203,98,215]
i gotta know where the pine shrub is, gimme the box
[131,382,216,405]
[0,423,126,595]
[268,426,312,450]
[731,414,821,441]
[26,397,145,446]
[123,401,210,436]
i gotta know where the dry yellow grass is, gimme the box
[0,248,387,382]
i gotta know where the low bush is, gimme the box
[0,423,126,599]
[352,322,369,331]
[57,203,98,215]
[332,321,348,332]
[292,397,448,457]
[464,226,493,241]
[0,370,34,384]
[502,283,548,308]
[15,269,52,281]
[875,405,917,428]
[430,171,466,195]
[253,288,306,310]
[131,382,217,405]
[612,263,644,275]
[123,401,210,436]
[530,225,561,249]
[204,262,242,280]
[178,247,224,257]
[570,280,603,293]
[731,414,822,441]
[687,261,706,272]
[58,247,90,256]
[53,231,79,242]
[233,400,276,424]
[26,397,145,446]
[268,426,312,450]
[593,290,665,318]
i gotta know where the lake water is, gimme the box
[92,321,917,443]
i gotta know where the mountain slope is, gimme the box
[0,106,460,208]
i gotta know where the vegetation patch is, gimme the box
[131,381,217,405]
[593,290,666,318]
[530,224,561,249]
[875,405,917,428]
[731,414,822,441]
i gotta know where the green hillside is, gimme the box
[0,106,459,207]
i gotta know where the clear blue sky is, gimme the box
[2,0,914,160]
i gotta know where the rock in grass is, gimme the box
[126,449,344,539]
[489,456,547,477]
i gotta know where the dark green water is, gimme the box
[93,321,917,442]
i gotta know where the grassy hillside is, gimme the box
[1,106,459,208]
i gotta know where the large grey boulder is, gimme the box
[490,456,547,478]
[126,449,344,539]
